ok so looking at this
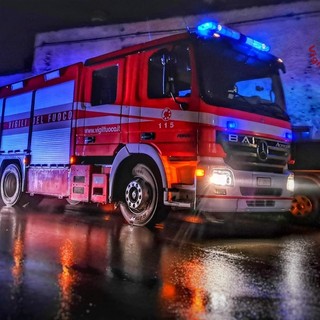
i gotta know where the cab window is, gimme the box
[148,44,191,98]
[91,65,118,106]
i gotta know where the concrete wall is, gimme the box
[1,1,320,136]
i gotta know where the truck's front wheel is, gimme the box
[290,193,319,223]
[0,164,22,207]
[119,163,166,227]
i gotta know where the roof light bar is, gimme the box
[196,21,270,52]
[217,24,240,40]
[245,37,270,52]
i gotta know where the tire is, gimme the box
[66,198,81,206]
[119,162,167,227]
[0,164,23,207]
[290,193,319,224]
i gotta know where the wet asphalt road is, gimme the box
[0,201,320,320]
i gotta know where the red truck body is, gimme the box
[0,23,294,226]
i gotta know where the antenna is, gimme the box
[146,17,152,41]
[183,17,190,32]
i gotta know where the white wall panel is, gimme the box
[31,128,71,165]
[5,92,32,115]
[31,80,74,165]
[2,134,29,152]
[34,81,74,109]
[1,93,32,152]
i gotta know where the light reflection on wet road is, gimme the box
[0,203,320,320]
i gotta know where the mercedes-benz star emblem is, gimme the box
[257,140,269,161]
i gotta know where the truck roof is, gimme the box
[85,32,190,66]
[85,27,284,71]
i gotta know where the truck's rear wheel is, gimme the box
[0,164,22,207]
[119,163,166,227]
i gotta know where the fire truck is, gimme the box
[0,21,294,226]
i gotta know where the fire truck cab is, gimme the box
[0,22,294,226]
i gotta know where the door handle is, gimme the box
[84,136,95,144]
[141,132,155,140]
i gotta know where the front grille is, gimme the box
[240,187,282,196]
[217,132,290,173]
[246,200,275,207]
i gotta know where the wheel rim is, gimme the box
[125,178,151,213]
[290,195,313,218]
[120,164,158,226]
[4,172,18,199]
[1,164,21,206]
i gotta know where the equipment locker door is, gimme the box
[76,59,124,158]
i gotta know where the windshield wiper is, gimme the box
[233,93,254,106]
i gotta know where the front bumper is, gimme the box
[196,164,293,214]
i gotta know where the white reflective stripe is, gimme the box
[74,103,290,139]
[89,104,122,114]
[127,118,150,123]
[199,112,217,125]
[141,106,199,122]
[216,115,290,138]
[128,105,140,117]
[85,115,121,127]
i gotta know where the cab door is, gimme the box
[137,42,199,158]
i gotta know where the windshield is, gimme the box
[195,38,288,121]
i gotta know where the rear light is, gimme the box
[23,156,31,166]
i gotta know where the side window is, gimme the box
[91,65,118,106]
[173,45,191,97]
[148,45,191,99]
[148,50,168,98]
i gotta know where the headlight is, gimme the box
[209,169,234,186]
[286,173,294,192]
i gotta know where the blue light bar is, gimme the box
[197,21,218,34]
[217,24,240,40]
[197,21,240,39]
[245,37,270,52]
[196,21,270,52]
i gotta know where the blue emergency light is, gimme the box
[196,21,270,52]
[226,120,237,130]
[285,131,292,141]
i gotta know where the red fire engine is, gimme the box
[0,21,294,226]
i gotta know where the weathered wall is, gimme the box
[1,1,320,136]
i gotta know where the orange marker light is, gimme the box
[195,168,205,177]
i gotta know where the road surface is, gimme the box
[0,202,319,319]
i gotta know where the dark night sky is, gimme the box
[0,0,300,74]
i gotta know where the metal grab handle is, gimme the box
[141,132,155,140]
[84,136,95,144]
